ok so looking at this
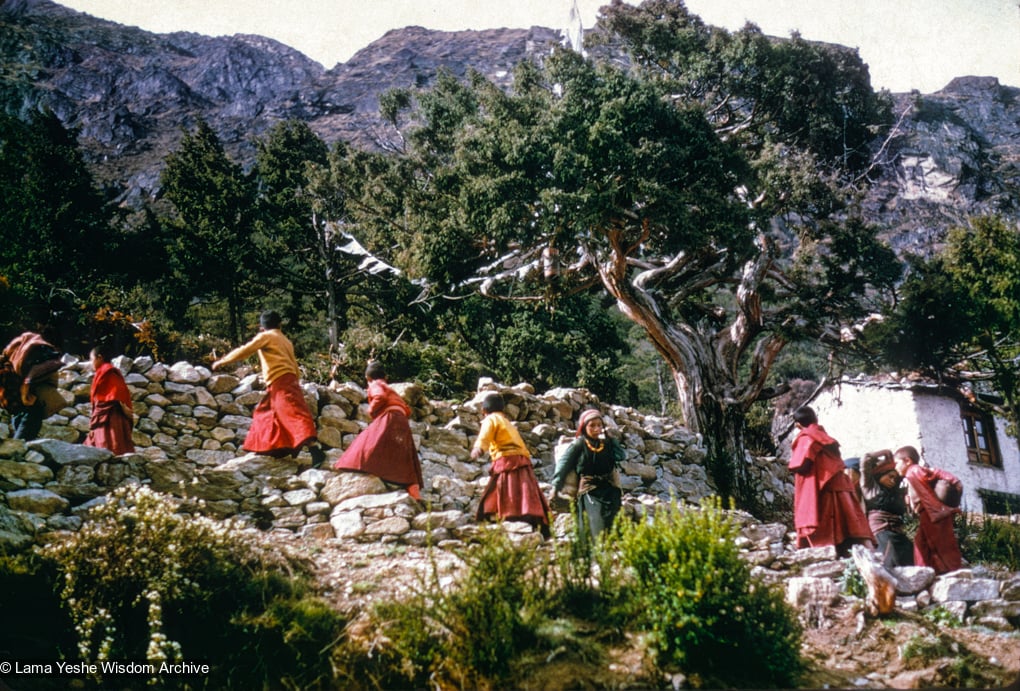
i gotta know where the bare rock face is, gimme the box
[863,76,1020,256]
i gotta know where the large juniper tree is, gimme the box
[351,1,900,511]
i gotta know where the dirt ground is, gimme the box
[288,535,1020,690]
[798,602,1020,689]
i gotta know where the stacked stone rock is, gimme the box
[778,545,1020,633]
[0,354,720,548]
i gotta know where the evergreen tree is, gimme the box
[254,121,371,354]
[871,216,1020,429]
[159,120,257,343]
[0,110,111,335]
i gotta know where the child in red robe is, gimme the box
[211,311,325,466]
[84,343,135,454]
[472,392,550,537]
[895,445,963,574]
[788,406,874,556]
[332,361,423,499]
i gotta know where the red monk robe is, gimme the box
[471,399,550,538]
[903,464,963,574]
[333,379,423,499]
[789,423,874,554]
[244,372,318,455]
[85,361,135,455]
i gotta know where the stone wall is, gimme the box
[0,353,752,549]
[776,545,1020,633]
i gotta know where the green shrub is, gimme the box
[923,605,962,628]
[959,512,1020,570]
[355,592,445,690]
[840,559,867,599]
[545,520,604,618]
[41,484,345,689]
[900,630,1004,687]
[366,528,558,689]
[607,498,805,688]
[899,631,954,663]
[437,533,539,681]
[544,517,637,632]
[233,595,345,690]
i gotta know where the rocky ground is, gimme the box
[798,602,1020,689]
[274,528,1020,690]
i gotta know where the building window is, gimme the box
[960,405,1001,468]
[977,489,1020,516]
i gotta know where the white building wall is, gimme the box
[811,384,920,461]
[811,383,1020,513]
[998,429,1020,509]
[913,391,1020,512]
[910,392,981,510]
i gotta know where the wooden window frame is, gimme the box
[977,489,1020,516]
[960,405,1002,468]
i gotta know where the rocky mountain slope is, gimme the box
[866,77,1020,255]
[1,0,564,205]
[2,0,1018,250]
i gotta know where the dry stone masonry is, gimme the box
[1,354,1018,633]
[0,353,722,545]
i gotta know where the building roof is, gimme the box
[832,374,1003,406]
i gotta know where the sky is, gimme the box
[57,0,1019,94]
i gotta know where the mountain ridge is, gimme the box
[2,0,1018,250]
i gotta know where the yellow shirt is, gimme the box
[217,329,300,385]
[473,411,530,460]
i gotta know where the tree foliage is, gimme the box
[0,110,185,359]
[298,113,632,398]
[0,109,111,335]
[869,215,1020,428]
[589,0,886,173]
[159,120,257,343]
[351,1,899,510]
[253,120,345,351]
[452,295,629,399]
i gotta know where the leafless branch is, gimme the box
[854,101,913,185]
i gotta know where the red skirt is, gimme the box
[333,409,423,498]
[476,454,550,528]
[243,373,317,455]
[85,400,135,455]
[914,511,963,574]
[796,473,874,551]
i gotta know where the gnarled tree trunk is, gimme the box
[597,230,783,516]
